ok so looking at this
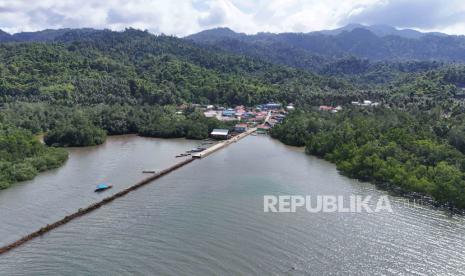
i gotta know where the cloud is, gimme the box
[0,0,464,36]
[0,0,202,35]
[27,8,66,26]
[344,0,465,29]
[198,4,227,27]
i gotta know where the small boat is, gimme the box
[190,147,206,153]
[142,170,156,173]
[94,184,112,192]
[201,142,213,145]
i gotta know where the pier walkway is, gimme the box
[192,127,256,159]
[0,127,257,255]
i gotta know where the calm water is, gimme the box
[1,135,465,275]
[0,135,199,246]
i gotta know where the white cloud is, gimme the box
[345,0,465,32]
[0,0,464,35]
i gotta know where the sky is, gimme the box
[1,0,465,36]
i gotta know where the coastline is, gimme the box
[270,135,465,215]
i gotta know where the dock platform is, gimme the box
[192,128,256,159]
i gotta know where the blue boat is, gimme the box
[95,183,112,192]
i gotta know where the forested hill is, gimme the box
[0,28,353,106]
[2,27,465,109]
[186,26,465,71]
[3,26,465,204]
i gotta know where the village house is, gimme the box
[235,106,246,117]
[319,105,342,113]
[352,100,380,107]
[234,123,248,133]
[286,104,295,111]
[204,110,218,118]
[210,129,230,140]
[262,103,282,110]
[319,105,334,111]
[201,103,286,128]
[272,114,286,122]
[257,124,271,134]
[222,109,236,117]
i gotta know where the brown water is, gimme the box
[0,135,465,275]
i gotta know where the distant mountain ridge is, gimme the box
[316,24,446,39]
[0,24,450,43]
[185,24,448,41]
[2,25,465,71]
[184,27,246,42]
[0,28,100,42]
[185,25,465,68]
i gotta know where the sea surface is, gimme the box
[0,135,464,275]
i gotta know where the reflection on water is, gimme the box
[0,136,464,275]
[0,135,199,246]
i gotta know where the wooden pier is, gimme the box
[0,128,257,255]
[0,158,194,255]
[192,127,257,159]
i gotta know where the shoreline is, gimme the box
[0,157,195,255]
[307,152,465,216]
[270,135,465,215]
[375,181,465,215]
[3,134,208,190]
[0,130,257,254]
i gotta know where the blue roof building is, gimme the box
[222,109,236,117]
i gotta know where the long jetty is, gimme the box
[192,127,257,158]
[0,128,257,255]
[0,158,194,255]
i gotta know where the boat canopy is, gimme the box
[96,184,109,189]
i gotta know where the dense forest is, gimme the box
[0,28,356,107]
[187,26,465,66]
[0,119,68,189]
[2,27,465,209]
[271,108,465,209]
[1,103,234,144]
[0,101,234,186]
[2,28,464,109]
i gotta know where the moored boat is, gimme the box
[142,170,156,173]
[94,184,112,192]
[189,147,206,153]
